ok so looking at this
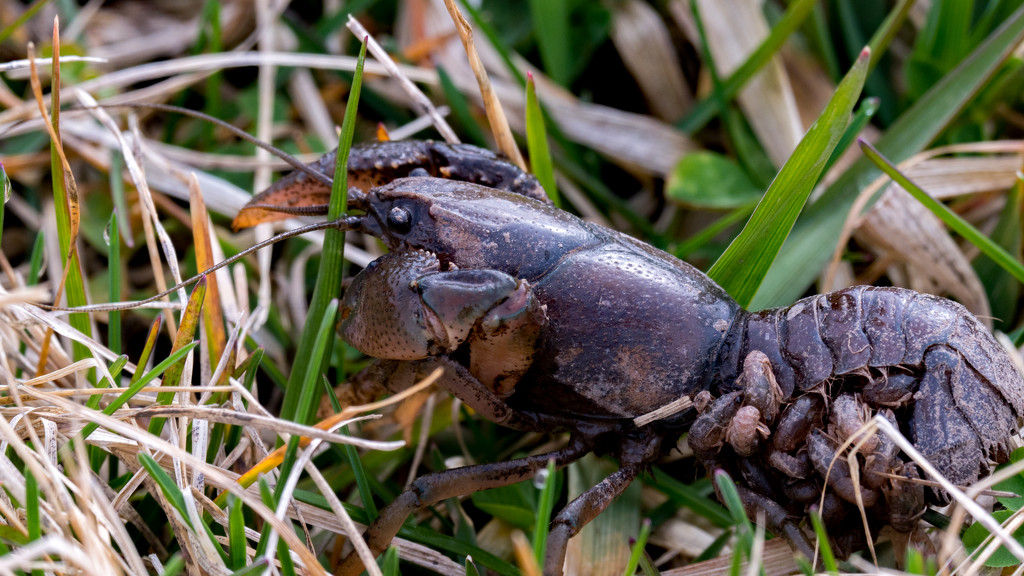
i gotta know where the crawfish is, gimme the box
[237,140,1024,574]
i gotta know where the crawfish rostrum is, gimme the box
[236,141,1024,574]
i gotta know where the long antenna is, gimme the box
[35,217,360,313]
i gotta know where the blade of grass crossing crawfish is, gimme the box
[708,49,869,307]
[714,471,753,544]
[80,341,199,440]
[277,300,339,503]
[107,211,122,356]
[325,375,379,521]
[678,0,817,134]
[860,141,1024,285]
[565,455,640,576]
[149,277,207,436]
[974,176,1022,332]
[622,518,651,576]
[287,486,520,576]
[532,459,558,566]
[809,510,839,575]
[279,39,365,425]
[525,73,560,208]
[752,4,1024,310]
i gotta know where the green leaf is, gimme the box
[809,510,838,574]
[860,140,1024,286]
[963,509,1023,567]
[381,546,400,576]
[526,73,560,208]
[528,0,570,86]
[666,152,763,209]
[229,495,246,569]
[138,453,190,527]
[708,48,870,306]
[994,447,1024,511]
[974,177,1022,331]
[279,37,366,424]
[623,518,651,576]
[471,482,536,530]
[752,4,1024,309]
[81,341,199,440]
[532,459,558,566]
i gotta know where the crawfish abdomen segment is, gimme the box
[721,285,1023,488]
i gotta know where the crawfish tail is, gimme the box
[719,286,1024,412]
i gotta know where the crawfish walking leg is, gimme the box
[543,463,645,575]
[335,438,592,576]
[543,431,661,575]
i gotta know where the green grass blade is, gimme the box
[0,0,51,44]
[138,453,191,527]
[149,277,207,436]
[129,315,163,386]
[975,177,1022,331]
[228,495,246,569]
[622,518,651,576]
[647,472,731,528]
[528,0,570,86]
[708,48,870,306]
[678,0,817,134]
[381,546,400,576]
[81,341,198,440]
[532,459,557,566]
[279,299,338,485]
[809,510,838,574]
[525,72,560,208]
[25,470,40,567]
[823,96,879,174]
[752,3,1024,309]
[279,38,366,425]
[255,477,276,556]
[859,140,1024,285]
[340,421,378,522]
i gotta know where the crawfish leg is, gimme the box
[732,485,815,560]
[544,430,661,576]
[335,437,592,576]
[359,357,545,432]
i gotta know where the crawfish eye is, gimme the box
[387,206,413,233]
